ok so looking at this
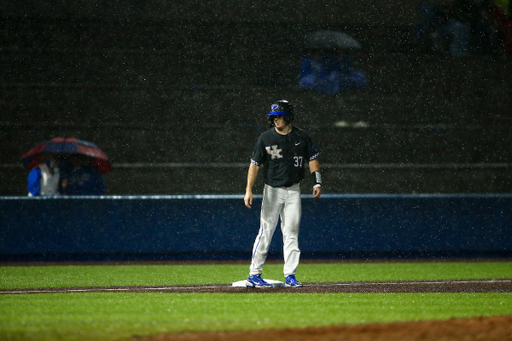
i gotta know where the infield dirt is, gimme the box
[128,315,512,341]
[2,278,511,294]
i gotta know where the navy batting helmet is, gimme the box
[267,100,294,126]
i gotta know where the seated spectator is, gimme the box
[432,0,472,56]
[60,155,106,195]
[415,0,498,56]
[27,154,61,196]
[298,48,368,95]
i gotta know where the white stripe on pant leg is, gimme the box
[249,184,283,276]
[281,184,302,277]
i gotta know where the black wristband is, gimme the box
[312,171,322,185]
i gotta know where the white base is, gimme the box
[232,279,285,288]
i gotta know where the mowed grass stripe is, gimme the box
[1,292,512,341]
[1,262,512,289]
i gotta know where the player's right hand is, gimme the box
[244,191,253,209]
[312,185,322,199]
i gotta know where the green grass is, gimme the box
[1,261,511,289]
[2,292,512,341]
[1,262,511,341]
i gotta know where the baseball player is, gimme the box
[244,100,322,288]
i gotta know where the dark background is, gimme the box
[1,0,511,195]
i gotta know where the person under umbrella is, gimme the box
[298,31,368,95]
[21,137,111,196]
[59,154,106,196]
[27,153,61,196]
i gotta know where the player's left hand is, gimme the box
[312,186,322,199]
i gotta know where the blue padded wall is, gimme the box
[1,194,511,261]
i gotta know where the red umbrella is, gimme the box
[21,137,113,174]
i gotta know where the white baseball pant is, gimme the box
[249,183,302,277]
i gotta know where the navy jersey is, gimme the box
[251,126,319,187]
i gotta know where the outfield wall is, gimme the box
[1,194,511,261]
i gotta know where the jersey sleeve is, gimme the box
[307,135,320,161]
[250,136,266,166]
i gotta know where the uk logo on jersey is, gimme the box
[266,145,283,159]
